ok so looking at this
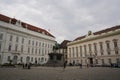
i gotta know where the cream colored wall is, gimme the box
[67,32,120,66]
[0,21,55,64]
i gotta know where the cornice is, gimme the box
[68,29,120,46]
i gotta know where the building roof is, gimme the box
[60,40,71,49]
[0,14,55,38]
[74,25,120,41]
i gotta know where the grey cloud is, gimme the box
[0,0,120,43]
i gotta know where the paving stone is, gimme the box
[0,66,120,80]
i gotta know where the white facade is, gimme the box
[67,26,120,66]
[0,18,55,65]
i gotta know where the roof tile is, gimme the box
[0,14,55,38]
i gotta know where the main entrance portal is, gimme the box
[88,58,93,66]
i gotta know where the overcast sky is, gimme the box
[0,0,120,43]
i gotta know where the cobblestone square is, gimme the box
[0,66,120,80]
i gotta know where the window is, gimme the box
[116,58,119,63]
[101,59,104,65]
[80,46,82,57]
[113,39,118,48]
[22,38,24,44]
[115,50,119,54]
[28,47,30,53]
[0,55,1,60]
[38,58,40,61]
[21,45,23,53]
[42,49,44,56]
[31,57,33,62]
[20,57,23,62]
[16,36,19,43]
[35,48,37,54]
[106,41,110,49]
[45,49,46,55]
[8,44,12,51]
[41,57,44,62]
[48,44,49,48]
[48,50,49,54]
[0,33,3,40]
[76,46,78,57]
[39,48,41,54]
[113,39,119,54]
[95,59,98,64]
[72,47,74,57]
[94,43,97,55]
[42,43,44,47]
[88,44,92,51]
[35,58,37,62]
[84,45,87,56]
[36,41,38,46]
[15,44,18,51]
[39,42,41,47]
[7,56,11,61]
[99,42,104,55]
[50,44,52,49]
[88,44,92,56]
[32,41,34,45]
[45,58,46,61]
[32,48,34,54]
[69,48,71,58]
[28,40,31,45]
[108,58,112,64]
[10,35,13,41]
[0,43,1,51]
[106,41,111,55]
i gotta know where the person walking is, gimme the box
[63,61,67,71]
[79,63,82,69]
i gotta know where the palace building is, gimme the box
[67,25,120,66]
[0,14,56,65]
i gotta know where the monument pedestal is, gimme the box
[46,53,63,67]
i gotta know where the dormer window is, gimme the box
[9,19,12,23]
[16,20,22,27]
[42,31,45,34]
[46,33,49,35]
[85,30,94,38]
[88,31,92,36]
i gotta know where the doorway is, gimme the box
[88,58,93,66]
[13,55,18,64]
[26,56,30,63]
